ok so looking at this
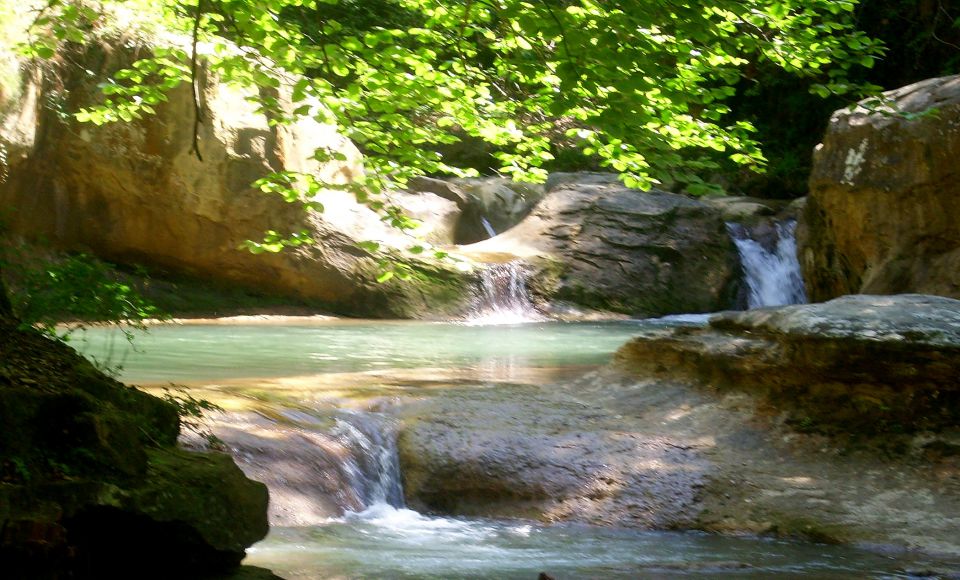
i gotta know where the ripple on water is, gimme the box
[247,509,911,579]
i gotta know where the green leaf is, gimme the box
[356,240,380,253]
[34,45,55,59]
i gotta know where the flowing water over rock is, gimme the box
[330,410,404,508]
[77,321,932,578]
[728,219,807,308]
[480,216,497,238]
[465,261,545,325]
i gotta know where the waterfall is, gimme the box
[727,219,807,309]
[331,411,404,508]
[466,261,544,325]
[192,408,407,525]
[480,216,497,239]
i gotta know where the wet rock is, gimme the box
[802,75,960,301]
[192,411,366,526]
[452,178,546,244]
[397,384,709,528]
[460,175,741,316]
[396,298,960,558]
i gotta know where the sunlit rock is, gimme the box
[802,75,960,301]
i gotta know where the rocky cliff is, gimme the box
[0,42,469,318]
[802,75,960,301]
[1,40,757,320]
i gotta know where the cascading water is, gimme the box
[81,323,924,578]
[331,410,404,508]
[728,219,807,309]
[466,261,545,325]
[480,216,497,239]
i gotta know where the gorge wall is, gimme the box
[0,42,469,318]
[801,75,960,301]
[1,40,777,320]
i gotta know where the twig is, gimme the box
[189,0,204,161]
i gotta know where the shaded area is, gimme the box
[0,313,269,577]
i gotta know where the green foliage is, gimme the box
[160,386,225,449]
[14,0,886,265]
[1,244,164,341]
[20,0,882,192]
[728,0,959,198]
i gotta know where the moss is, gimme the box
[0,314,267,575]
[527,255,567,300]
[359,254,475,319]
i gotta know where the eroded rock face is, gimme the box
[397,383,708,528]
[0,43,469,318]
[461,174,741,316]
[616,294,960,432]
[802,75,960,301]
[0,316,269,576]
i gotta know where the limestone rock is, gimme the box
[615,294,960,432]
[0,43,469,318]
[0,316,269,576]
[452,178,546,244]
[407,176,545,244]
[802,75,960,301]
[705,195,790,223]
[396,384,707,528]
[461,175,741,316]
[394,298,960,557]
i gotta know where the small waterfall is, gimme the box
[331,411,404,508]
[727,219,807,309]
[193,408,406,525]
[466,261,545,325]
[480,216,497,239]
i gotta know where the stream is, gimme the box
[75,318,919,579]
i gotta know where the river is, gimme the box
[72,317,922,579]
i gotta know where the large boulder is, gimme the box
[460,173,741,316]
[0,42,469,318]
[801,75,960,301]
[0,315,269,576]
[616,293,960,432]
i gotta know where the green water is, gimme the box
[76,319,923,579]
[74,320,648,384]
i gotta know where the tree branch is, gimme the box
[189,0,204,162]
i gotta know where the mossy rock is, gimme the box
[0,317,269,577]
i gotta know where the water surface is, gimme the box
[74,320,648,383]
[76,319,919,579]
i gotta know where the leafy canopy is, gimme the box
[22,0,881,210]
